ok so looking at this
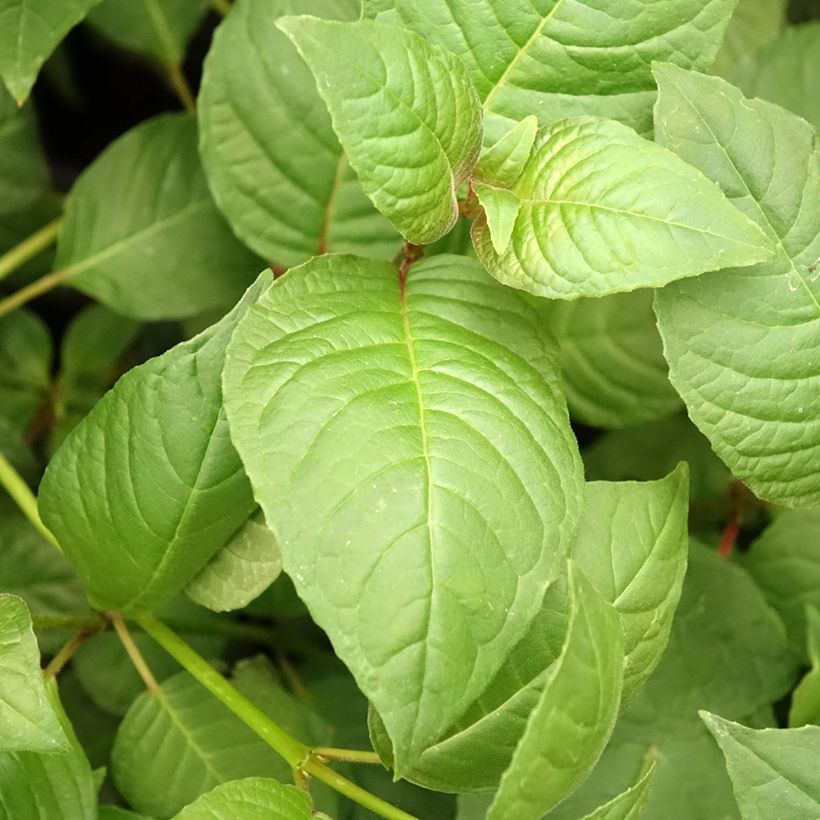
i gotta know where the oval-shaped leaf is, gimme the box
[488,564,624,820]
[472,117,772,299]
[39,274,269,613]
[653,64,820,507]
[185,509,282,613]
[276,17,482,244]
[55,113,261,320]
[0,595,69,753]
[702,713,820,820]
[198,0,399,267]
[173,777,312,820]
[223,253,584,771]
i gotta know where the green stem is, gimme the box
[33,613,105,632]
[0,269,67,319]
[0,217,63,282]
[43,627,97,679]
[168,64,196,113]
[0,453,61,551]
[313,747,383,765]
[211,0,231,16]
[113,615,159,691]
[136,615,418,820]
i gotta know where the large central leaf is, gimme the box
[223,253,584,771]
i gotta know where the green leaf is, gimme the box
[702,713,820,819]
[548,546,797,820]
[98,808,152,820]
[198,0,400,268]
[488,564,623,820]
[579,762,655,820]
[0,681,96,819]
[87,0,209,65]
[277,17,483,244]
[185,509,282,613]
[54,113,261,320]
[472,116,772,299]
[536,291,681,429]
[475,116,538,187]
[741,510,820,659]
[473,184,520,255]
[0,595,69,753]
[173,777,312,820]
[39,273,268,613]
[652,64,820,508]
[711,0,787,77]
[0,310,51,435]
[730,22,820,131]
[789,607,820,727]
[50,304,140,452]
[0,0,102,102]
[573,466,689,703]
[378,0,740,141]
[223,253,584,771]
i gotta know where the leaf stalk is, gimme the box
[0,216,63,282]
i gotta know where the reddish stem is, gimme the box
[717,510,740,559]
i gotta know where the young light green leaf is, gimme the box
[702,713,820,819]
[653,64,820,507]
[0,0,102,102]
[223,253,583,771]
[185,509,282,613]
[789,607,820,728]
[579,762,656,820]
[536,291,681,429]
[730,22,820,131]
[0,595,69,753]
[198,0,399,268]
[473,184,520,255]
[276,17,483,244]
[0,310,51,435]
[741,510,820,659]
[55,113,261,320]
[173,777,312,820]
[87,0,209,66]
[711,0,787,77]
[488,564,623,820]
[378,0,739,141]
[472,117,772,299]
[475,116,538,187]
[0,680,96,819]
[573,466,689,703]
[38,273,269,613]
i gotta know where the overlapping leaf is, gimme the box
[369,0,739,141]
[653,64,820,507]
[579,764,655,820]
[173,778,312,820]
[223,253,584,771]
[472,117,772,299]
[54,114,261,320]
[789,607,820,727]
[277,17,482,244]
[198,0,399,267]
[39,273,268,613]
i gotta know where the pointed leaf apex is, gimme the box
[476,115,539,187]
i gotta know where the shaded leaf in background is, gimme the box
[0,594,69,753]
[173,777,312,820]
[198,0,399,268]
[88,0,210,66]
[536,290,680,429]
[548,546,797,820]
[789,606,820,727]
[711,0,787,77]
[579,763,656,820]
[278,17,482,245]
[39,273,268,613]
[702,713,820,819]
[0,681,96,820]
[653,64,820,508]
[730,22,820,131]
[54,113,261,320]
[373,0,740,141]
[488,565,623,820]
[472,117,772,299]
[0,0,102,102]
[185,509,282,613]
[0,309,51,435]
[741,510,820,659]
[224,253,583,772]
